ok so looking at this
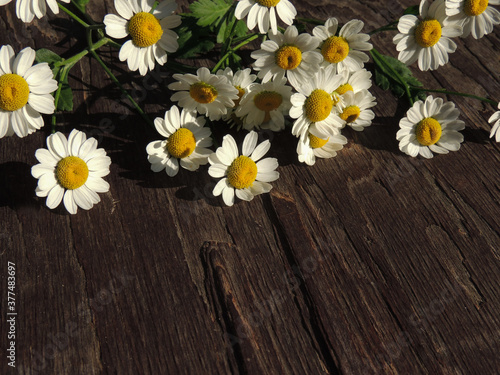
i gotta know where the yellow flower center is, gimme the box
[227,155,258,189]
[415,19,442,48]
[308,134,329,149]
[464,0,489,16]
[233,86,246,107]
[256,0,280,6]
[56,156,89,190]
[335,83,353,95]
[128,12,163,48]
[321,36,350,63]
[340,105,361,123]
[305,89,334,123]
[415,117,442,146]
[167,128,196,159]
[190,82,218,104]
[254,91,283,113]
[275,45,302,70]
[0,73,30,112]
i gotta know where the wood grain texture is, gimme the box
[1,0,499,374]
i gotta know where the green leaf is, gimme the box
[57,83,73,111]
[171,20,215,59]
[190,0,232,28]
[372,51,426,103]
[233,20,248,38]
[217,20,227,44]
[403,5,420,16]
[72,0,90,9]
[35,49,62,65]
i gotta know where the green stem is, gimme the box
[371,48,414,106]
[212,34,260,73]
[58,3,89,28]
[86,30,154,129]
[51,67,70,133]
[369,22,398,35]
[70,0,86,14]
[87,24,105,30]
[409,86,498,106]
[53,36,111,68]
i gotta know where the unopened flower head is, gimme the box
[104,0,181,76]
[236,74,292,132]
[313,18,373,73]
[235,0,297,34]
[445,0,500,39]
[297,132,348,166]
[168,67,239,121]
[0,45,57,138]
[208,131,279,206]
[146,105,212,177]
[0,0,70,23]
[31,129,111,214]
[393,0,463,71]
[289,65,344,141]
[251,25,323,90]
[397,96,465,158]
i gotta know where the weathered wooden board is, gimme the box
[1,0,499,374]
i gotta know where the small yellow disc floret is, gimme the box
[256,0,280,6]
[340,105,361,123]
[305,89,333,123]
[56,156,89,190]
[464,0,489,16]
[190,82,218,104]
[275,45,302,70]
[254,91,283,112]
[415,19,442,48]
[321,36,350,63]
[227,155,258,189]
[167,128,196,159]
[0,73,30,112]
[415,117,442,146]
[128,12,163,48]
[233,86,246,107]
[308,134,329,149]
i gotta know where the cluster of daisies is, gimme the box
[0,0,499,213]
[393,0,500,157]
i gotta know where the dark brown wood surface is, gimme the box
[1,0,500,374]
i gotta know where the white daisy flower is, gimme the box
[0,45,57,138]
[397,96,465,158]
[208,131,279,206]
[289,65,344,141]
[333,68,373,96]
[168,67,239,121]
[103,0,181,76]
[335,90,377,131]
[146,105,212,177]
[393,0,463,71]
[31,129,111,214]
[235,74,292,132]
[234,0,297,34]
[297,132,348,166]
[251,25,323,90]
[488,102,500,142]
[445,0,500,39]
[313,18,373,73]
[0,0,70,23]
[216,67,257,119]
